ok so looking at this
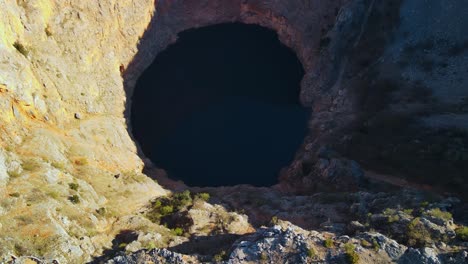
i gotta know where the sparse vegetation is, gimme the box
[425,208,452,221]
[372,239,380,251]
[45,25,53,36]
[260,252,268,261]
[388,214,400,223]
[13,41,29,57]
[406,217,432,247]
[9,192,20,198]
[146,190,193,224]
[68,182,79,191]
[455,226,468,241]
[22,159,41,172]
[146,241,157,250]
[171,227,184,236]
[47,191,60,199]
[68,195,80,204]
[194,192,210,202]
[307,246,316,259]
[324,238,334,248]
[270,216,279,225]
[403,209,414,215]
[96,207,107,216]
[213,250,227,262]
[344,243,359,264]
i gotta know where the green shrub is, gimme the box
[344,243,359,264]
[360,239,371,248]
[171,227,184,236]
[146,241,157,250]
[372,238,380,251]
[22,159,40,171]
[383,208,396,215]
[195,192,210,202]
[455,226,468,241]
[68,195,80,204]
[118,243,127,249]
[96,207,107,216]
[426,208,452,221]
[403,209,414,215]
[13,41,29,57]
[388,214,400,223]
[407,217,432,247]
[68,182,79,191]
[213,250,227,262]
[47,191,60,199]
[324,238,334,248]
[160,205,173,215]
[146,191,194,223]
[260,252,268,261]
[307,247,316,259]
[172,190,192,210]
[270,216,279,225]
[9,192,20,198]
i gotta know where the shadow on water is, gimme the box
[130,23,309,187]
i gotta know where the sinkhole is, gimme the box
[130,23,309,187]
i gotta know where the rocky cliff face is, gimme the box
[0,0,467,263]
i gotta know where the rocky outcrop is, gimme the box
[104,221,467,264]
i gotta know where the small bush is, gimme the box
[420,201,429,207]
[383,208,396,215]
[96,207,107,216]
[13,41,29,57]
[260,252,268,261]
[47,191,60,199]
[455,226,468,241]
[307,247,316,259]
[388,215,400,223]
[68,182,79,191]
[270,216,279,225]
[22,159,40,171]
[372,238,380,251]
[146,241,157,250]
[195,192,210,202]
[213,250,227,262]
[324,238,334,248]
[360,239,371,248]
[344,243,359,264]
[160,205,174,215]
[68,195,80,204]
[407,217,432,247]
[118,243,127,249]
[403,209,414,215]
[171,227,184,236]
[9,192,20,198]
[172,190,192,210]
[426,208,452,221]
[45,25,53,36]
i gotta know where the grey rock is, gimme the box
[106,248,187,264]
[228,226,309,264]
[399,247,441,264]
[358,232,407,261]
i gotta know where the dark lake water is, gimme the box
[131,23,309,186]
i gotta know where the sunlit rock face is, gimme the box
[131,23,309,187]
